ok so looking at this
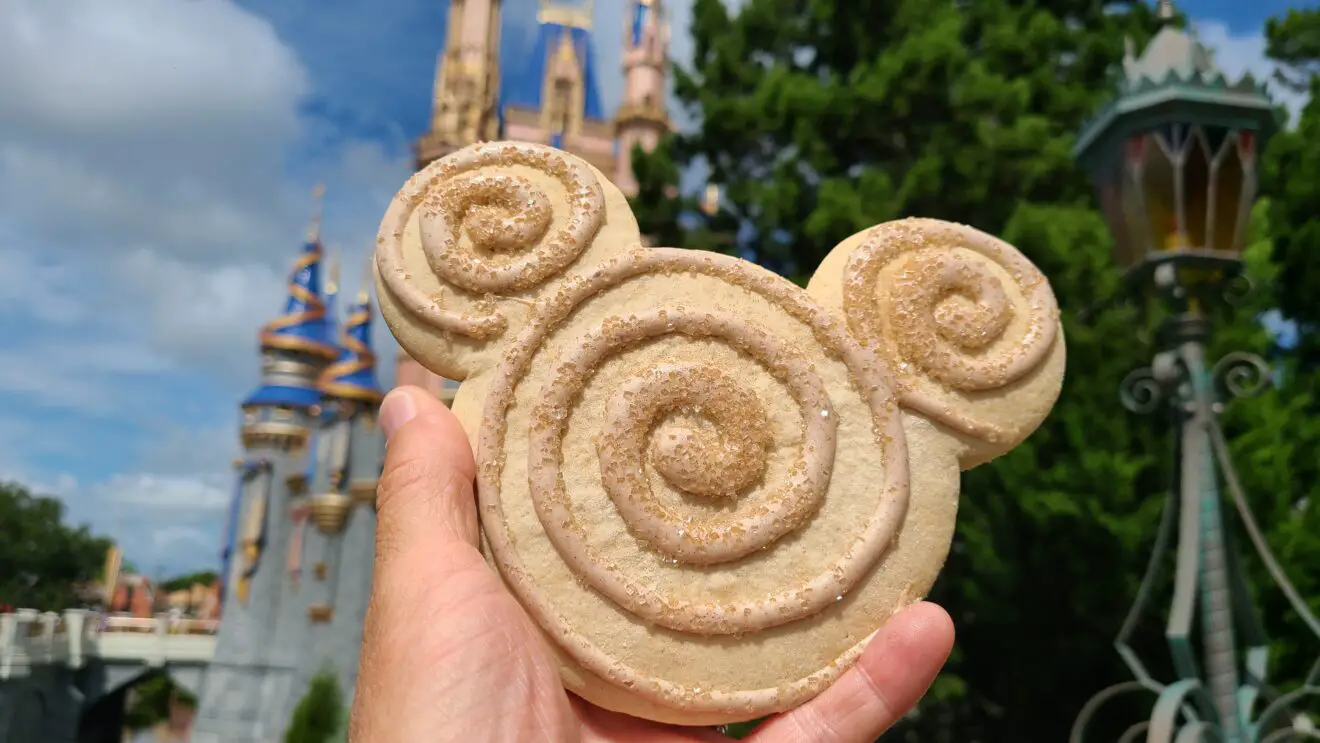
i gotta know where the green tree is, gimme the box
[632,1,1320,739]
[285,670,343,743]
[326,694,351,743]
[122,674,197,732]
[158,570,218,593]
[1214,206,1320,695]
[1265,8,1320,93]
[1257,12,1320,694]
[0,481,113,611]
[1263,8,1320,372]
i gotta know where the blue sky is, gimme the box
[0,0,1308,581]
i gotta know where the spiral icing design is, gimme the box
[477,247,911,713]
[375,142,605,340]
[841,219,1059,442]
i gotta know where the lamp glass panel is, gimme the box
[1140,129,1180,253]
[1182,127,1211,250]
[1210,130,1250,255]
[1121,135,1155,263]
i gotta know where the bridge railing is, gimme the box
[0,609,218,680]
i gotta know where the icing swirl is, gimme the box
[477,247,911,711]
[375,142,605,339]
[539,312,837,577]
[842,219,1059,441]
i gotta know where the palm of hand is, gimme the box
[350,390,953,743]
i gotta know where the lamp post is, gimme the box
[1069,3,1320,742]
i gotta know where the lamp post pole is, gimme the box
[1069,3,1319,741]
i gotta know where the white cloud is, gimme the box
[97,473,230,513]
[150,525,216,552]
[113,250,285,376]
[1197,20,1310,125]
[0,0,410,577]
[0,0,308,259]
[0,0,409,385]
[0,332,178,414]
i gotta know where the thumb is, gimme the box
[374,385,479,572]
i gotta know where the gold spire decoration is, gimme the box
[359,253,373,303]
[539,0,593,29]
[326,251,340,298]
[306,183,327,242]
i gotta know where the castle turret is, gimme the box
[191,192,337,743]
[240,189,336,455]
[501,0,614,175]
[266,275,386,726]
[614,0,670,196]
[416,0,504,168]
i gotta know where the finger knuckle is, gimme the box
[377,450,437,511]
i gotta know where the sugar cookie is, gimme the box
[373,142,1065,726]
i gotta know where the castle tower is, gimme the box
[192,193,339,743]
[501,0,615,175]
[296,276,386,710]
[393,347,460,406]
[614,0,670,196]
[415,0,504,169]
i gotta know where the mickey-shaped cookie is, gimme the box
[374,142,1065,726]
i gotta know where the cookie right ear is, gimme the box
[374,142,642,381]
[805,218,1067,467]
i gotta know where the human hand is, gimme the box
[350,386,955,743]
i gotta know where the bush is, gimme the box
[284,670,343,743]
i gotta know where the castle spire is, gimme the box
[254,186,338,365]
[241,187,337,419]
[306,183,325,241]
[416,0,504,168]
[324,249,340,352]
[614,0,670,196]
[319,257,384,404]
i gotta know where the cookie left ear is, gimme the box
[806,218,1066,467]
[374,142,643,382]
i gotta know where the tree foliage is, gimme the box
[0,481,113,611]
[1253,4,1320,694]
[1265,8,1320,93]
[158,570,218,593]
[630,1,1320,739]
[122,674,197,732]
[1264,8,1320,375]
[284,670,343,743]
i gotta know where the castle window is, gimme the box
[549,79,572,134]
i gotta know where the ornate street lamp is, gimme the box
[1070,2,1320,742]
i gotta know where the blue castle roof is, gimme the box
[257,239,338,361]
[502,13,606,125]
[242,384,323,409]
[242,210,338,410]
[629,1,653,47]
[319,290,384,403]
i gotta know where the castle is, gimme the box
[0,2,670,741]
[189,1,672,740]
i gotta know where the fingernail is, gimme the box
[380,389,417,438]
